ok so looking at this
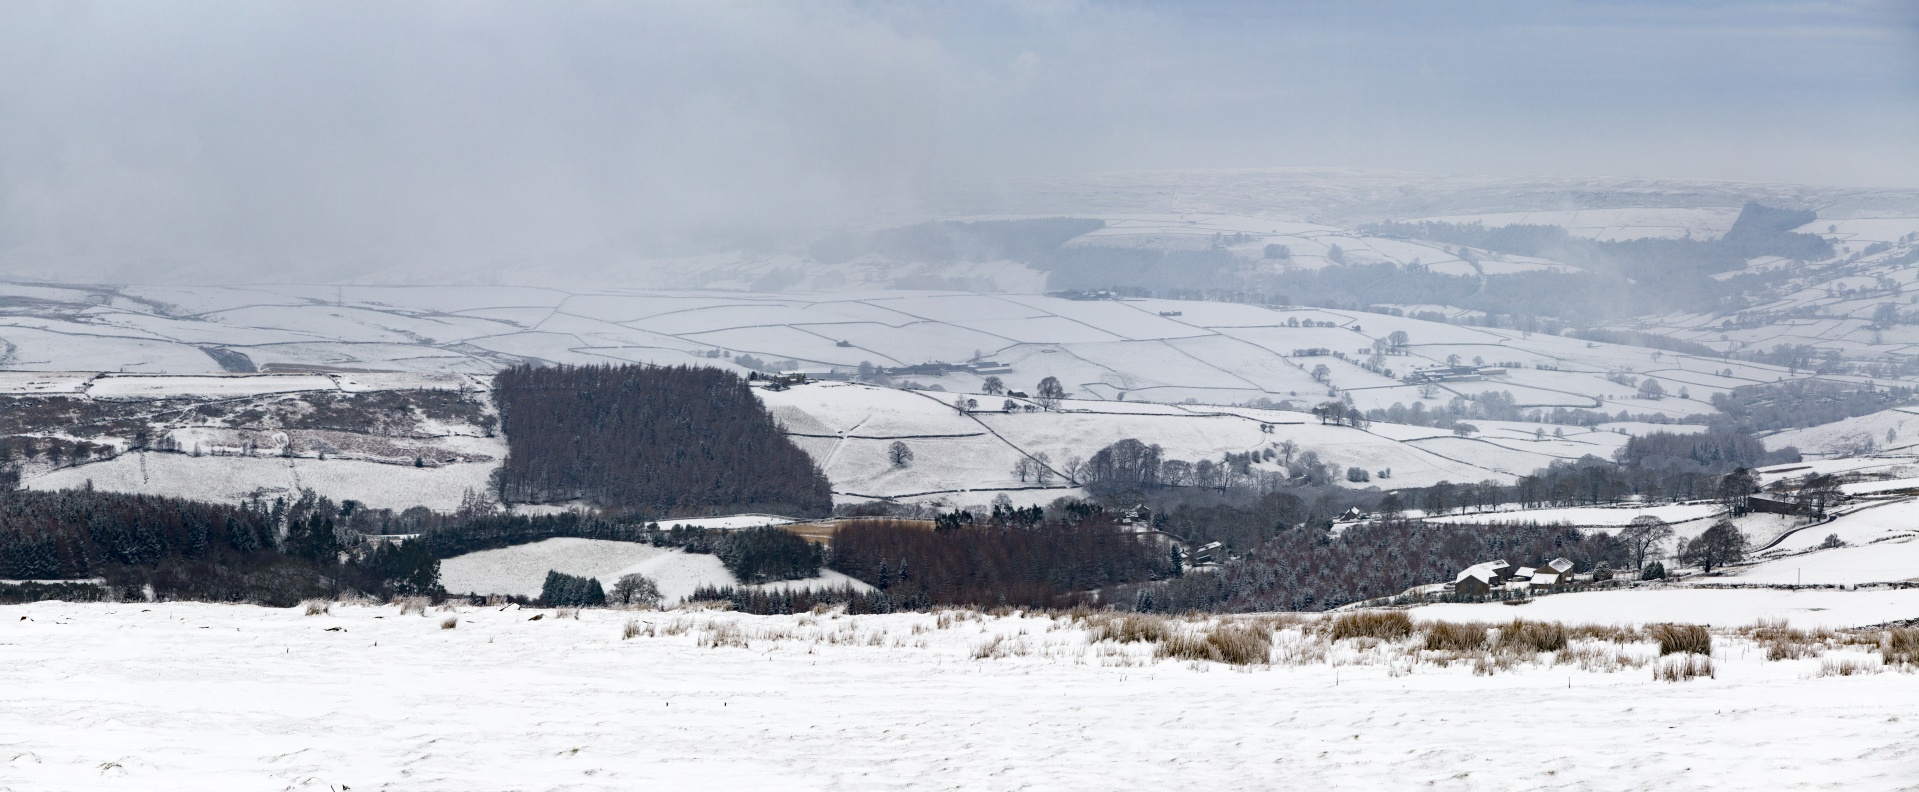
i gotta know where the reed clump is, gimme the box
[1328,610,1413,642]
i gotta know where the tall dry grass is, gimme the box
[1086,614,1174,645]
[1156,621,1273,666]
[300,599,330,616]
[1422,621,1488,651]
[1328,611,1412,642]
[1494,620,1567,653]
[1650,624,1712,656]
[1655,654,1714,682]
[1884,628,1919,666]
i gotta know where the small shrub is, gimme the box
[1820,533,1844,549]
[1641,561,1666,580]
[1655,653,1714,682]
[1328,610,1413,641]
[1495,620,1566,653]
[1885,628,1919,666]
[1650,623,1712,656]
[1423,621,1488,651]
[440,616,458,630]
[301,599,330,616]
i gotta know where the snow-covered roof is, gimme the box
[1548,557,1575,574]
[1530,572,1559,586]
[1513,567,1536,578]
[1455,561,1506,583]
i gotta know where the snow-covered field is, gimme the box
[0,282,1871,422]
[4,600,1917,791]
[439,538,871,603]
[24,452,498,512]
[1413,586,1919,630]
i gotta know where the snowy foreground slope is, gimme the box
[4,601,1917,791]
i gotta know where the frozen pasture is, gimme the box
[438,537,870,603]
[3,600,1918,791]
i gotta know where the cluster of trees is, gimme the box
[493,364,832,518]
[1078,438,1342,498]
[541,570,607,606]
[1113,519,1627,613]
[713,526,823,584]
[1569,328,1718,358]
[828,514,1174,608]
[1709,380,1916,435]
[1615,429,1786,473]
[0,488,438,606]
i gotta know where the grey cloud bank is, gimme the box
[0,0,1913,284]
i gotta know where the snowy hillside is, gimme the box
[760,381,1669,504]
[2,282,1878,420]
[438,537,870,603]
[5,372,502,511]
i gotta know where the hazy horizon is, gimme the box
[2,0,1915,284]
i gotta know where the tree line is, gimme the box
[0,488,438,606]
[827,514,1174,608]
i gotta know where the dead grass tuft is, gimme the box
[554,607,581,620]
[1423,621,1488,651]
[1884,628,1919,666]
[300,599,330,616]
[1566,624,1642,643]
[396,596,431,616]
[1087,614,1174,645]
[622,619,645,639]
[1655,653,1714,682]
[700,622,748,649]
[1649,623,1712,656]
[1819,655,1881,677]
[440,616,458,630]
[1494,619,1567,654]
[1156,621,1272,666]
[1328,610,1413,642]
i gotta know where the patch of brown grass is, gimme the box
[1655,653,1714,682]
[1328,610,1413,642]
[1649,623,1712,656]
[1495,619,1567,653]
[300,599,330,616]
[440,616,458,630]
[622,619,646,639]
[1156,622,1272,666]
[1423,621,1488,651]
[1819,655,1880,677]
[1087,614,1174,645]
[1566,624,1642,643]
[1885,628,1919,666]
[396,596,431,616]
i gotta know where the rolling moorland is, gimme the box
[7,174,1919,789]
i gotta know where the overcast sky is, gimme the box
[1,0,1914,282]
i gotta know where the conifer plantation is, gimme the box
[493,364,832,518]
